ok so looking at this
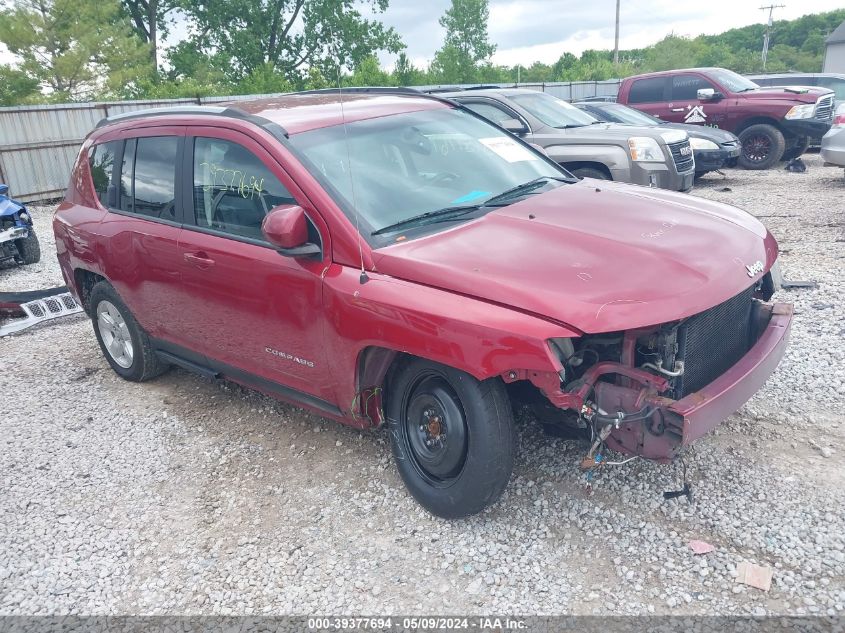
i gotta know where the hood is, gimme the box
[741,86,832,103]
[557,122,682,143]
[374,182,778,334]
[660,122,738,143]
[0,197,25,218]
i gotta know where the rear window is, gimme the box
[89,141,119,207]
[628,77,666,104]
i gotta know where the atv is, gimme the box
[0,184,40,266]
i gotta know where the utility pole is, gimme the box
[760,4,785,70]
[613,0,621,66]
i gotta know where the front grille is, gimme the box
[668,140,695,173]
[816,94,834,121]
[673,287,755,398]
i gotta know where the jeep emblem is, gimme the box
[745,260,764,277]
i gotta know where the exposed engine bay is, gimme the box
[508,272,782,463]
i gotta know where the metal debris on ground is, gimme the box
[0,287,83,336]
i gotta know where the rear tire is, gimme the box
[738,124,785,170]
[15,228,40,264]
[89,281,169,382]
[387,357,515,519]
[570,167,610,181]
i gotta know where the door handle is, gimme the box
[184,252,215,269]
[670,108,685,112]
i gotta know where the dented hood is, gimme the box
[373,181,779,333]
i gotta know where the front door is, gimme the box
[176,128,335,405]
[666,73,726,128]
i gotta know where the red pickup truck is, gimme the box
[617,67,834,169]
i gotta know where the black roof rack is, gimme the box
[95,105,289,138]
[294,86,420,96]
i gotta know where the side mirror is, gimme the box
[697,88,720,101]
[501,118,529,135]
[0,184,8,196]
[262,204,321,258]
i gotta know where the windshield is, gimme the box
[707,69,760,93]
[595,103,661,125]
[288,108,569,243]
[508,92,598,128]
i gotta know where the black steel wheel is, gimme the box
[387,357,515,519]
[738,124,785,170]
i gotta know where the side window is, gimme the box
[89,141,118,207]
[671,75,715,100]
[133,136,178,221]
[462,101,518,125]
[192,137,296,240]
[628,77,667,104]
[119,138,136,213]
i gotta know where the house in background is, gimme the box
[824,20,845,73]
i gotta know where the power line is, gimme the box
[760,4,785,70]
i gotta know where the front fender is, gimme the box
[322,264,578,419]
[545,144,631,179]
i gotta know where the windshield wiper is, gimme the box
[482,175,570,206]
[555,124,587,129]
[371,205,481,236]
[370,176,571,237]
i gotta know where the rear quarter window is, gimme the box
[119,136,179,221]
[627,77,667,104]
[89,141,119,207]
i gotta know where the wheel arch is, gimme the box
[734,116,782,136]
[73,268,107,315]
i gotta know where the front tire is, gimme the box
[387,358,515,519]
[89,281,169,382]
[738,124,785,170]
[15,228,40,264]
[570,167,610,181]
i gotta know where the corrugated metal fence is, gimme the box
[0,81,620,203]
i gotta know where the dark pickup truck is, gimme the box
[617,67,835,169]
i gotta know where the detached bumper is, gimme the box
[670,302,792,446]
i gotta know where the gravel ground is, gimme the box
[1,155,844,616]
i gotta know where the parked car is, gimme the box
[746,73,845,108]
[821,104,845,172]
[574,100,741,177]
[431,88,695,191]
[617,67,835,169]
[746,73,845,148]
[54,89,791,518]
[0,184,40,266]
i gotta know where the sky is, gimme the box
[2,0,844,69]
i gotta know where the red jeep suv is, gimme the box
[54,89,792,518]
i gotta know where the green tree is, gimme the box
[121,0,179,69]
[0,0,151,101]
[0,65,40,105]
[174,0,404,84]
[346,55,391,86]
[393,52,420,86]
[432,0,496,83]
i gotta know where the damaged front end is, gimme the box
[508,275,792,462]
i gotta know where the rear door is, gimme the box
[625,76,670,119]
[666,73,726,127]
[96,128,188,345]
[176,126,336,405]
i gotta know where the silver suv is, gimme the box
[435,88,695,192]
